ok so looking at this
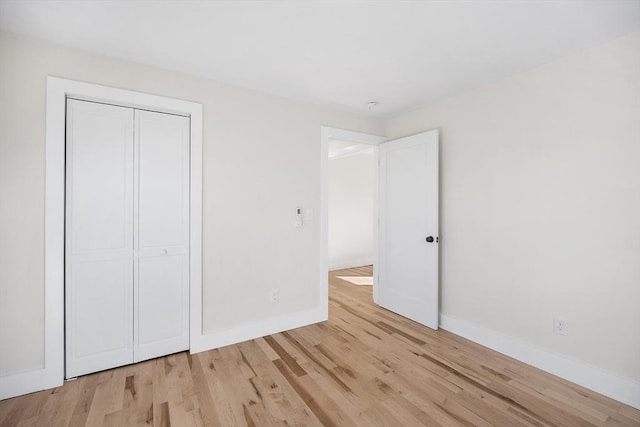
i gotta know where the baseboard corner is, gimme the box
[190,306,325,355]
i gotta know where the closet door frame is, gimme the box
[41,77,203,391]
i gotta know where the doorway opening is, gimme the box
[328,141,376,296]
[320,126,441,329]
[320,127,385,317]
[64,99,191,378]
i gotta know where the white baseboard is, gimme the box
[1,307,325,400]
[6,309,636,410]
[0,367,62,400]
[328,257,373,271]
[439,314,640,410]
[190,306,326,354]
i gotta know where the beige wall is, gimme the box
[2,27,639,388]
[0,31,383,376]
[386,31,640,381]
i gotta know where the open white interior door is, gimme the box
[378,130,439,329]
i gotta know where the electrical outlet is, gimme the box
[553,316,567,336]
[270,289,279,303]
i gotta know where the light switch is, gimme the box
[295,207,303,228]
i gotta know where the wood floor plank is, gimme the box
[2,264,639,426]
[238,340,322,426]
[273,358,357,427]
[189,354,222,426]
[198,349,245,426]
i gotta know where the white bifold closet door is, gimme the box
[65,99,189,378]
[134,109,190,363]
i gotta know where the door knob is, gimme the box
[160,248,168,255]
[426,236,434,242]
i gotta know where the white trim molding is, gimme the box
[328,144,374,160]
[191,307,325,353]
[440,314,640,410]
[320,126,386,315]
[0,76,203,400]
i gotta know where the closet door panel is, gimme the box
[70,260,132,360]
[65,99,134,378]
[137,256,186,355]
[135,110,189,362]
[137,112,189,250]
[68,102,133,254]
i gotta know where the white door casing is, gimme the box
[378,130,439,329]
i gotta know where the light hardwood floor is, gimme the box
[1,266,639,426]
